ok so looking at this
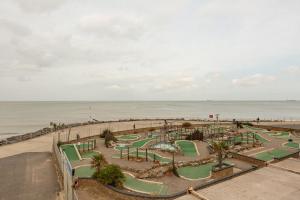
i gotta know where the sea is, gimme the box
[1,101,300,139]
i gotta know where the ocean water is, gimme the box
[0,101,300,138]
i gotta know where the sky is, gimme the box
[0,0,300,101]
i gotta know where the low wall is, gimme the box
[211,164,233,179]
[230,152,267,167]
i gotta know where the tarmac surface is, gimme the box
[0,152,60,200]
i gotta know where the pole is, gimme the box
[127,146,130,160]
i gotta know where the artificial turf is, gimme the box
[61,144,80,162]
[176,140,198,157]
[254,149,292,161]
[116,134,140,141]
[75,166,96,178]
[177,163,213,179]
[284,142,300,149]
[81,151,99,159]
[124,174,168,195]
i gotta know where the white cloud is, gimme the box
[232,74,276,87]
[284,66,300,74]
[154,76,198,91]
[205,71,222,83]
[79,14,145,40]
[0,0,300,100]
[14,0,65,13]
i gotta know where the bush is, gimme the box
[182,122,192,129]
[94,164,125,188]
[100,129,112,138]
[186,129,203,141]
[57,141,63,147]
[242,122,253,126]
[100,129,117,147]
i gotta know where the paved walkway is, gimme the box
[198,165,300,200]
[0,133,54,159]
[0,152,60,200]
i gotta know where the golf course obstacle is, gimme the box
[76,139,96,153]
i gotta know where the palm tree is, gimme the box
[212,141,227,168]
[91,154,106,173]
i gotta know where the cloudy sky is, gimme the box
[0,0,300,101]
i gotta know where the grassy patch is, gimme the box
[254,149,292,161]
[116,134,140,141]
[177,163,214,179]
[75,166,96,178]
[284,142,300,149]
[81,151,99,159]
[61,144,80,162]
[124,174,168,195]
[176,140,198,157]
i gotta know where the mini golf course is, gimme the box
[177,163,213,180]
[61,144,80,162]
[112,151,172,164]
[284,142,300,149]
[267,132,290,139]
[176,140,198,157]
[116,134,140,141]
[233,133,268,144]
[81,151,99,159]
[115,138,154,151]
[124,173,168,195]
[75,166,96,178]
[254,149,292,161]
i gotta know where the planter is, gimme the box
[211,163,233,179]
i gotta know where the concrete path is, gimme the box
[0,152,60,200]
[0,133,54,159]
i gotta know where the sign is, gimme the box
[209,114,214,119]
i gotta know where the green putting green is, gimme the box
[81,151,99,159]
[132,138,154,148]
[176,140,198,157]
[61,144,80,162]
[267,132,290,139]
[254,149,292,161]
[284,142,300,149]
[116,134,140,141]
[75,166,96,178]
[124,173,168,195]
[115,138,154,151]
[254,151,274,161]
[76,143,94,152]
[234,133,268,144]
[177,163,213,180]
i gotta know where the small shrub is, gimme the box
[242,122,253,126]
[100,129,111,138]
[186,129,203,141]
[95,164,125,188]
[57,141,63,147]
[182,122,192,129]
